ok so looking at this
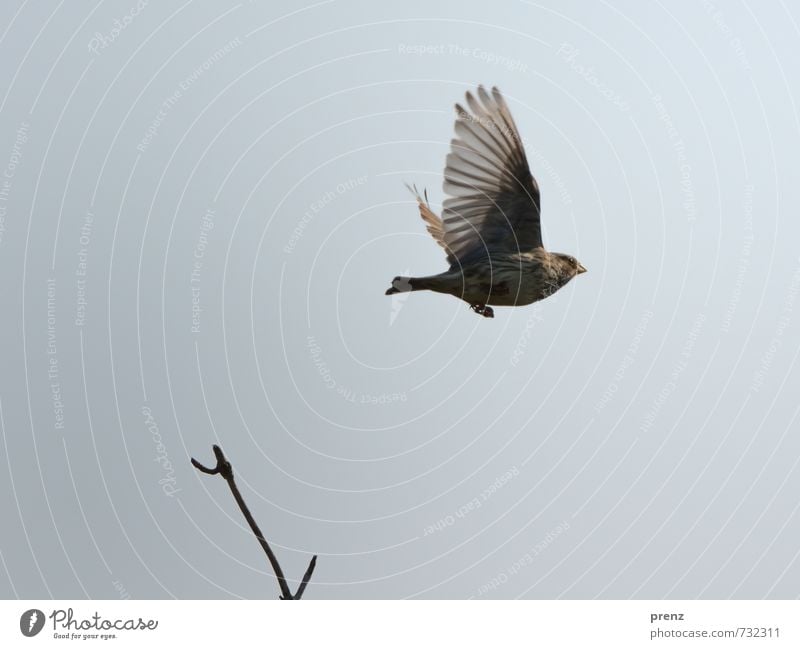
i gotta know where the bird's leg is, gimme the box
[470,304,494,318]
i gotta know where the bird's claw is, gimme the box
[470,304,494,318]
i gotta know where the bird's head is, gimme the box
[553,253,587,282]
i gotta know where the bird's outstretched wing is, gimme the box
[441,86,541,266]
[405,183,457,265]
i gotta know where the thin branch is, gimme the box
[191,444,317,600]
[293,555,317,600]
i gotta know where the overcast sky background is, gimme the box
[1,0,799,599]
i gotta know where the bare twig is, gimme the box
[191,444,317,600]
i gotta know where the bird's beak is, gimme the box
[577,263,587,275]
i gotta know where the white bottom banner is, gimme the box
[1,600,797,648]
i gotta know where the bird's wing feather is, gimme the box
[441,86,541,266]
[406,183,456,264]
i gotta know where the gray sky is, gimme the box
[1,0,799,599]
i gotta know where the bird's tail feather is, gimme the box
[384,275,447,295]
[385,276,415,295]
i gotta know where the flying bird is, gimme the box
[385,85,586,318]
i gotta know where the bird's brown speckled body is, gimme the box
[386,85,586,318]
[401,249,582,307]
